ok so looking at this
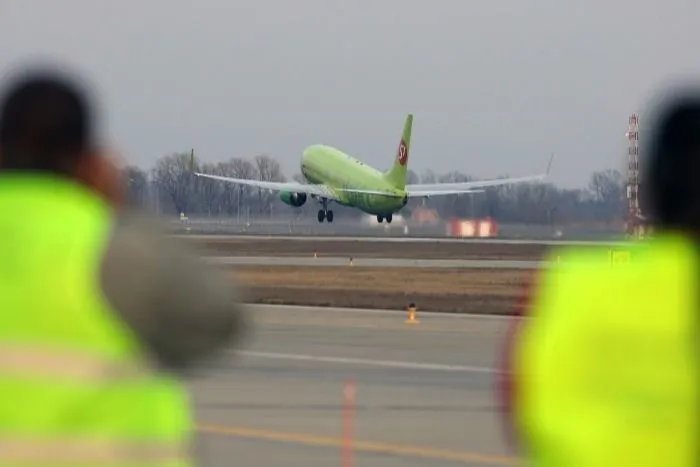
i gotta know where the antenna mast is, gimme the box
[625,113,644,238]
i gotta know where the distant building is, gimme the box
[411,208,439,225]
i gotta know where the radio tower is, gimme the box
[625,114,642,237]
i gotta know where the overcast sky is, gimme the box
[2,0,698,187]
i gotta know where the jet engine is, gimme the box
[280,191,307,207]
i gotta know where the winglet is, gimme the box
[545,153,555,176]
[189,149,196,173]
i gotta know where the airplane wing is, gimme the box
[406,188,486,197]
[193,172,403,200]
[405,154,554,198]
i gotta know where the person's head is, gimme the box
[641,90,700,234]
[0,67,124,206]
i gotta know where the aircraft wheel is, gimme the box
[317,210,326,223]
[386,214,393,223]
[326,210,334,223]
[376,215,383,223]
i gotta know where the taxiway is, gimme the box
[177,233,627,246]
[204,256,543,269]
[190,304,517,466]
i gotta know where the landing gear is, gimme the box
[317,209,334,223]
[317,199,334,223]
[376,214,393,224]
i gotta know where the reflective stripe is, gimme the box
[0,344,152,382]
[0,345,188,463]
[0,438,186,463]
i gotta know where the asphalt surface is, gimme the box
[166,217,624,241]
[178,234,628,246]
[189,305,518,467]
[204,256,543,269]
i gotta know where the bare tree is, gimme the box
[197,163,223,216]
[254,155,285,215]
[421,169,436,184]
[123,165,149,209]
[588,169,625,222]
[229,158,258,217]
[151,152,197,215]
[135,151,628,226]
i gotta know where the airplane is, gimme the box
[191,114,554,223]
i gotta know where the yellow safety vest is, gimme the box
[0,174,193,466]
[512,235,698,467]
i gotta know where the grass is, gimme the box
[226,266,534,314]
[189,238,551,260]
[231,266,530,294]
[188,238,622,262]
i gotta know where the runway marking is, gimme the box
[236,350,498,374]
[196,423,517,465]
[259,318,473,333]
[247,303,517,320]
[177,233,627,247]
[205,255,542,269]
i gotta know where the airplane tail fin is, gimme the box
[383,113,413,190]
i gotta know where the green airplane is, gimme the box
[192,114,553,223]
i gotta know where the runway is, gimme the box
[179,233,627,246]
[204,255,544,269]
[190,304,517,466]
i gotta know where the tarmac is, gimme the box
[189,304,518,467]
[204,256,543,269]
[166,216,625,241]
[178,233,628,246]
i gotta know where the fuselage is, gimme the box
[300,145,407,215]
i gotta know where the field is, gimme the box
[185,237,627,314]
[225,265,534,314]
[188,238,553,260]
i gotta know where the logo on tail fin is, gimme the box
[398,140,408,166]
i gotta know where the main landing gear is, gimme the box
[376,214,393,223]
[317,209,334,223]
[317,198,334,223]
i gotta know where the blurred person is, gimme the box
[498,91,700,466]
[0,66,248,465]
